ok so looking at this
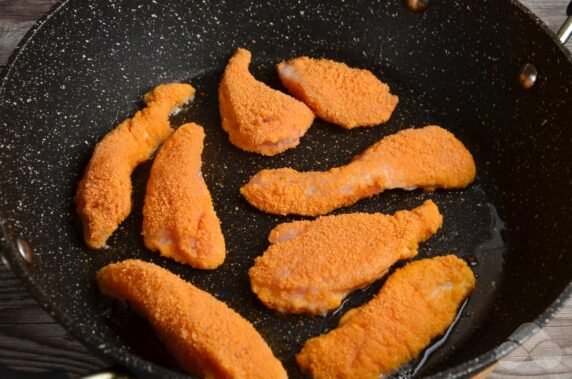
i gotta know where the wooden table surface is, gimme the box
[0,0,571,378]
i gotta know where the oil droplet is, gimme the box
[16,238,34,264]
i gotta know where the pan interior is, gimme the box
[0,0,571,378]
[95,65,506,378]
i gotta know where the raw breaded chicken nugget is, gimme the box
[297,255,476,379]
[278,57,398,128]
[97,260,287,379]
[142,123,225,269]
[76,83,195,249]
[249,200,442,314]
[241,125,476,216]
[219,48,315,155]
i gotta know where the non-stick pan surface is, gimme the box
[0,0,571,378]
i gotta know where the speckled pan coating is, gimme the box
[0,0,571,378]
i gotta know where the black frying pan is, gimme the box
[1,0,571,378]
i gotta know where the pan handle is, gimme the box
[556,1,572,43]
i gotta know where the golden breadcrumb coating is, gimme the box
[142,123,225,269]
[76,83,195,249]
[241,125,476,216]
[278,57,398,128]
[219,48,315,155]
[249,200,442,315]
[297,255,476,379]
[97,260,287,379]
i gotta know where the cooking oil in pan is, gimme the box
[390,202,506,378]
[390,299,469,379]
[412,299,469,376]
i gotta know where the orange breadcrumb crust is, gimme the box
[249,200,442,315]
[297,255,476,378]
[219,48,315,156]
[278,57,399,128]
[241,125,476,216]
[75,83,195,249]
[97,260,287,379]
[142,123,225,269]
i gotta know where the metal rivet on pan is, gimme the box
[407,0,429,12]
[0,254,11,270]
[519,63,538,89]
[16,238,34,264]
[80,370,128,379]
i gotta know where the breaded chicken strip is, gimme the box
[97,260,287,379]
[278,57,398,128]
[76,83,195,249]
[142,123,225,269]
[241,125,476,216]
[297,255,475,379]
[249,200,442,315]
[219,48,315,155]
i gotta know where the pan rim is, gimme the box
[0,0,72,94]
[508,0,572,62]
[0,0,571,378]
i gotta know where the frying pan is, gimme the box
[0,0,571,378]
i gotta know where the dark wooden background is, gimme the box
[0,0,571,378]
